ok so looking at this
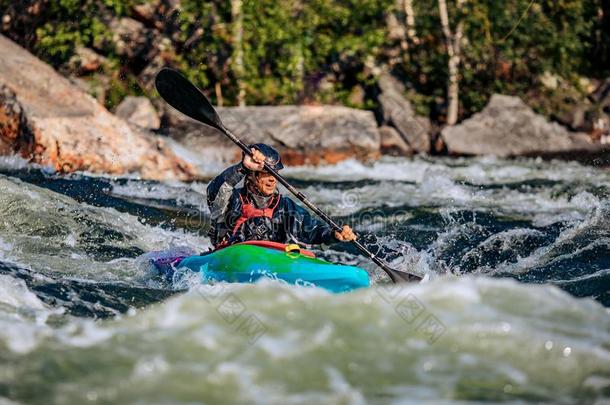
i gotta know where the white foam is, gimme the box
[284,157,432,182]
[0,155,31,170]
[285,156,610,190]
[0,175,210,283]
[0,275,56,354]
[110,180,210,212]
[0,275,46,311]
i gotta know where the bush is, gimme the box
[1,0,607,121]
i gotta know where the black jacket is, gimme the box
[207,164,335,247]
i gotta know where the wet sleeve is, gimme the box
[283,197,336,245]
[207,164,246,220]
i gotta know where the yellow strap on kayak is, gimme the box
[285,243,301,257]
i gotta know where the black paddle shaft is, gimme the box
[154,68,421,283]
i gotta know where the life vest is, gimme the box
[232,192,280,235]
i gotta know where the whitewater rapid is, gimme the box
[0,155,609,403]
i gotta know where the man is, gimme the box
[207,143,356,248]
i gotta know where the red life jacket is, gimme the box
[232,192,280,235]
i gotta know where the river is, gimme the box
[0,155,609,404]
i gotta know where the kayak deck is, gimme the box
[159,242,370,293]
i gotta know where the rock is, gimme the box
[0,34,197,180]
[114,96,160,130]
[348,85,365,107]
[165,105,381,166]
[379,125,412,156]
[68,74,109,105]
[378,72,431,153]
[132,2,158,25]
[0,85,31,156]
[553,78,610,135]
[137,49,169,91]
[2,14,11,31]
[578,77,598,95]
[109,17,151,60]
[591,110,610,143]
[568,105,588,131]
[441,94,605,158]
[531,75,609,134]
[68,47,107,74]
[592,79,610,112]
[434,135,446,154]
[539,71,560,90]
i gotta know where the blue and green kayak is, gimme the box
[153,241,370,293]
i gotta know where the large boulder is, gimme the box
[165,105,381,166]
[378,72,431,153]
[0,34,196,180]
[441,94,607,158]
[114,96,161,130]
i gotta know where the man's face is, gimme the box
[254,171,277,196]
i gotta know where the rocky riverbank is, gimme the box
[0,35,196,181]
[1,33,609,180]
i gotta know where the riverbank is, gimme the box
[1,32,609,180]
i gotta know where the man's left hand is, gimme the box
[335,225,356,242]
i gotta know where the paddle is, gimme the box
[155,68,421,283]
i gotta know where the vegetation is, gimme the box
[1,0,608,122]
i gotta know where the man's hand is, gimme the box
[335,225,356,242]
[243,148,266,171]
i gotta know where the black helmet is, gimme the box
[246,143,284,171]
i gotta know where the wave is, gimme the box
[0,175,209,282]
[0,277,608,403]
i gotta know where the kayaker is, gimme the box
[207,143,356,248]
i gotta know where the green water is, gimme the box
[1,156,610,403]
[2,278,609,404]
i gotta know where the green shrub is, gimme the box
[2,0,607,121]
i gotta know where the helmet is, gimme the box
[246,143,284,171]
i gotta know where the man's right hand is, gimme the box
[243,148,266,171]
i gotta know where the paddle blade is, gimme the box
[389,268,421,283]
[155,68,225,131]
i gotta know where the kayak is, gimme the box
[153,241,370,293]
